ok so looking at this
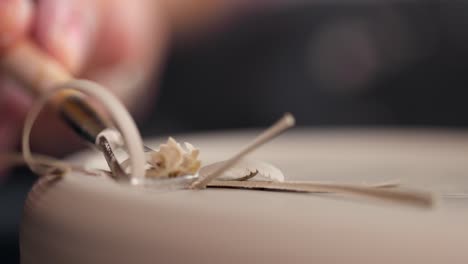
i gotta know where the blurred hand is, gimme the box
[0,0,167,175]
[0,0,279,178]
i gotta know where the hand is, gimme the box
[0,0,167,176]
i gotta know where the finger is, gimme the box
[89,0,165,72]
[84,0,167,114]
[33,0,98,74]
[0,0,33,50]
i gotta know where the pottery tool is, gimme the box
[1,41,111,143]
[0,41,145,178]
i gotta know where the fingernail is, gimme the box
[36,0,96,72]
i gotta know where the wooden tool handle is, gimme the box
[0,41,80,109]
[1,41,109,142]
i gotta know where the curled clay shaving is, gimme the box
[121,137,201,179]
[21,79,146,183]
[19,77,200,182]
[146,137,201,178]
[122,137,201,178]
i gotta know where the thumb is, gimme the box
[33,0,98,74]
[0,0,33,50]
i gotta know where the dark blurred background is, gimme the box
[3,1,468,262]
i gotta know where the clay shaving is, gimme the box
[144,137,201,178]
[12,79,435,208]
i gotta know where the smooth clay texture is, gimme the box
[21,129,468,264]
